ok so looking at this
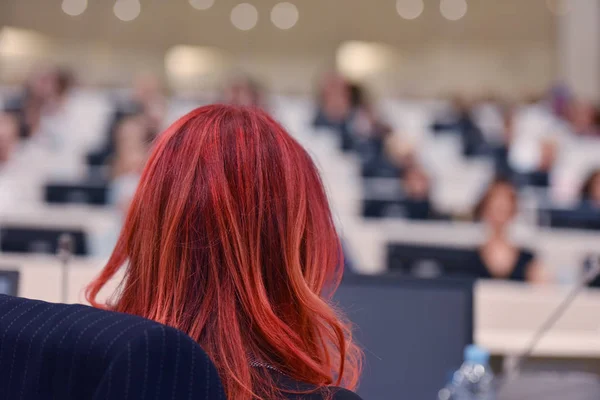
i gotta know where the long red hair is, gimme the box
[86,104,362,399]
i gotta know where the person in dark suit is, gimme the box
[0,294,225,399]
[86,105,364,400]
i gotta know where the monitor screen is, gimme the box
[334,275,473,400]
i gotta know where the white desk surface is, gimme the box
[0,254,119,305]
[476,280,600,358]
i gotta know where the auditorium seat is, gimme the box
[0,295,225,400]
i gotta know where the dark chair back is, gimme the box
[0,295,225,400]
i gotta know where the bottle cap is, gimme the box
[464,344,490,364]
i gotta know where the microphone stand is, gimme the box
[498,256,600,393]
[57,234,74,304]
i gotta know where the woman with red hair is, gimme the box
[86,105,363,399]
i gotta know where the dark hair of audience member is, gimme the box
[581,169,600,206]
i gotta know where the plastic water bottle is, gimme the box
[438,345,495,400]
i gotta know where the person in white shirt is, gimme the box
[0,113,18,166]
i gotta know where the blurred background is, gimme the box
[1,0,600,399]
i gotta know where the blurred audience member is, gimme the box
[580,169,600,209]
[473,95,506,146]
[403,164,430,201]
[223,76,264,108]
[399,164,433,220]
[3,66,68,139]
[548,84,571,120]
[0,113,19,166]
[109,117,148,214]
[89,73,165,167]
[313,72,351,129]
[568,100,600,137]
[509,100,564,188]
[473,179,544,282]
[490,105,516,177]
[432,96,487,157]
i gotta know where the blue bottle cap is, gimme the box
[464,344,490,364]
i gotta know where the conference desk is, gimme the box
[0,204,121,257]
[0,254,119,304]
[2,253,600,363]
[476,280,600,364]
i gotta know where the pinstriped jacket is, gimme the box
[0,295,225,400]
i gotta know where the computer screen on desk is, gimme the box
[0,270,20,296]
[335,275,473,400]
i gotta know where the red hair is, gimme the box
[86,104,362,399]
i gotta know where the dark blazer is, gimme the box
[0,295,225,400]
[275,372,363,400]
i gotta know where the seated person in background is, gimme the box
[473,178,545,282]
[400,164,433,220]
[0,113,19,166]
[313,72,351,130]
[508,99,564,188]
[431,96,487,157]
[109,117,149,215]
[3,65,64,139]
[223,76,264,108]
[91,73,166,165]
[568,99,600,137]
[490,104,516,177]
[580,169,600,209]
[346,84,398,174]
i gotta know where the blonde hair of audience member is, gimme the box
[0,113,19,164]
[475,180,545,283]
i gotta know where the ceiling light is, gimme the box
[189,0,215,11]
[231,3,258,31]
[61,0,88,16]
[271,2,299,30]
[113,0,141,22]
[396,0,424,20]
[440,0,467,21]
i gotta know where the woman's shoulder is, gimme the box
[283,386,363,400]
[328,387,364,400]
[267,370,363,400]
